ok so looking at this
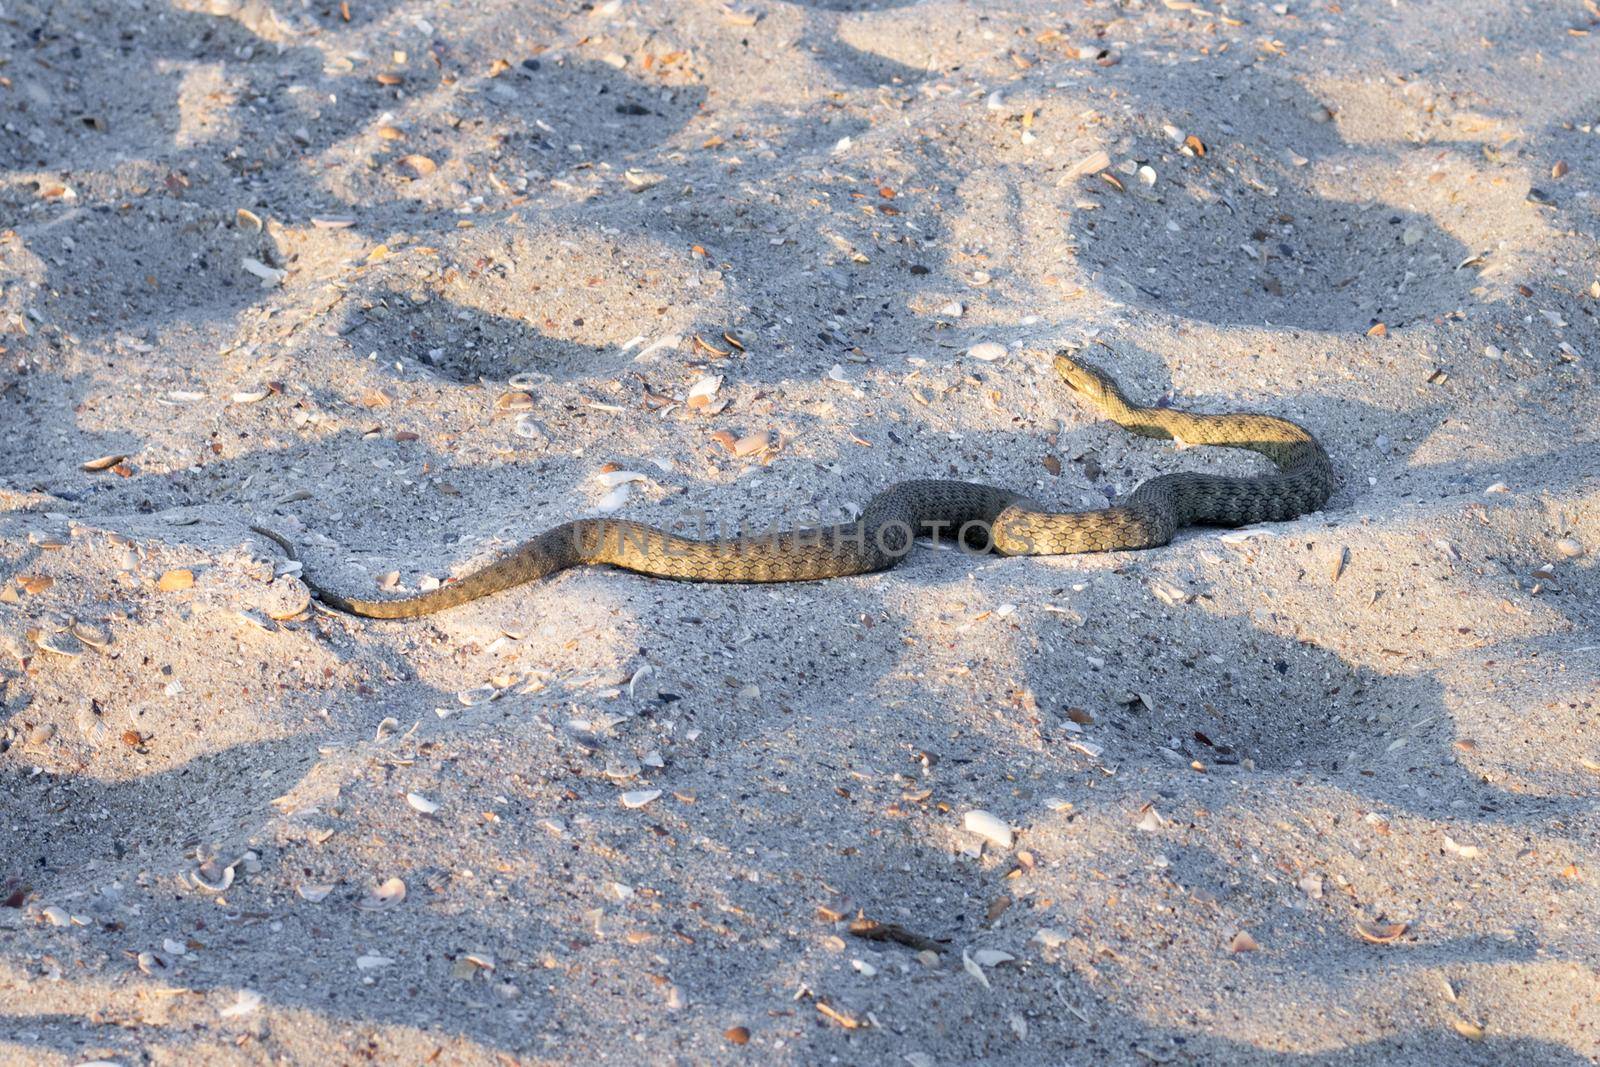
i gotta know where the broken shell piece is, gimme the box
[623,169,664,191]
[191,861,235,894]
[732,431,771,457]
[137,951,171,976]
[396,154,437,178]
[494,391,535,413]
[963,810,1013,849]
[1354,919,1409,944]
[34,629,85,657]
[686,375,723,407]
[297,883,335,902]
[241,257,286,286]
[1063,149,1111,181]
[457,684,498,707]
[157,569,195,592]
[595,484,632,513]
[358,877,407,911]
[71,621,112,650]
[406,792,440,815]
[605,755,642,781]
[82,453,128,472]
[620,789,662,809]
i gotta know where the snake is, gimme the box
[251,352,1333,618]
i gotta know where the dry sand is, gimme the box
[2,0,1598,1063]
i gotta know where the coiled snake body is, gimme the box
[254,353,1333,618]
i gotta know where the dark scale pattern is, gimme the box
[254,353,1334,618]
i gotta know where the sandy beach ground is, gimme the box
[1,0,1598,1062]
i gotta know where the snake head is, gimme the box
[1053,350,1108,399]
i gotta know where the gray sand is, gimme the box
[1,0,1597,1063]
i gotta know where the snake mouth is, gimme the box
[1052,353,1090,393]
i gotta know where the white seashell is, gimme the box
[374,717,400,740]
[686,375,722,401]
[358,877,407,910]
[1443,835,1481,860]
[826,364,851,384]
[297,883,335,902]
[633,335,682,361]
[1555,537,1585,559]
[971,948,1015,967]
[596,469,647,490]
[240,257,286,286]
[939,300,964,318]
[1136,808,1164,833]
[961,950,991,989]
[41,905,71,927]
[595,484,632,514]
[218,989,263,1017]
[851,958,878,977]
[406,793,439,815]
[963,810,1013,849]
[356,954,395,971]
[967,341,1007,362]
[620,789,662,809]
[232,389,270,404]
